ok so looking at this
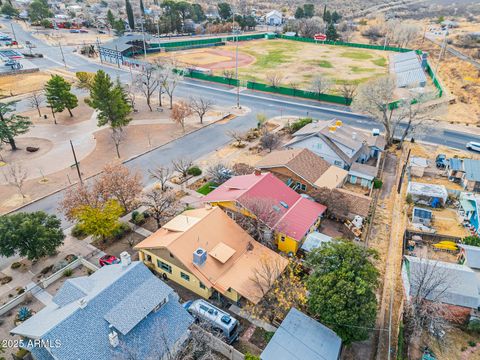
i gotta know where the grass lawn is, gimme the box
[197,181,218,195]
[340,51,374,60]
[306,59,334,68]
[372,57,387,67]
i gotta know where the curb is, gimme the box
[5,113,237,215]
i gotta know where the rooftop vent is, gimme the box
[329,125,337,133]
[108,329,119,348]
[79,298,87,309]
[335,120,343,127]
[193,248,207,266]
[352,132,357,140]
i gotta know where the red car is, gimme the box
[99,254,120,267]
[79,29,88,33]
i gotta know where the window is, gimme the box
[280,235,286,242]
[180,272,190,281]
[169,252,174,259]
[157,260,172,274]
[227,287,232,293]
[145,254,152,262]
[225,210,235,220]
[300,184,307,191]
[199,282,206,290]
[334,160,342,166]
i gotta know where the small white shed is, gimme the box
[409,157,429,178]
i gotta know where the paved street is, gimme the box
[2,20,480,227]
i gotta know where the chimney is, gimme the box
[120,251,131,268]
[254,169,261,176]
[335,120,343,127]
[108,329,119,348]
[352,132,357,140]
[193,248,207,266]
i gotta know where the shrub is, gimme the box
[16,287,25,295]
[40,265,54,275]
[10,262,21,270]
[111,223,131,240]
[463,236,480,247]
[15,348,30,359]
[63,269,73,277]
[264,331,275,343]
[406,194,413,204]
[0,276,12,285]
[245,353,260,360]
[468,319,480,333]
[187,166,202,176]
[131,211,145,225]
[289,117,313,133]
[71,223,87,238]
[17,307,32,321]
[373,179,383,189]
[468,340,476,347]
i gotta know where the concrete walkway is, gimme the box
[229,304,277,332]
[26,282,53,306]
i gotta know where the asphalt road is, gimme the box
[3,20,480,227]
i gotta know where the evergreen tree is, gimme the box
[44,75,78,118]
[217,2,231,20]
[125,0,135,30]
[294,6,304,19]
[0,212,65,261]
[106,9,116,28]
[306,240,379,344]
[190,3,205,22]
[28,0,52,23]
[1,2,18,16]
[303,3,314,18]
[323,4,327,18]
[326,22,338,41]
[113,19,126,35]
[140,0,145,15]
[0,101,31,150]
[85,70,131,129]
[331,11,341,24]
[323,9,331,23]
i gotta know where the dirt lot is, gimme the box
[149,38,390,91]
[0,71,52,98]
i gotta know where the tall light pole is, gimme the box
[232,11,241,108]
[432,24,449,87]
[140,18,147,59]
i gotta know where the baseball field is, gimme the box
[147,38,391,92]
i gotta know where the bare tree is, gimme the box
[189,97,214,124]
[135,66,159,111]
[171,100,193,132]
[111,128,125,159]
[340,83,358,104]
[298,17,325,38]
[259,130,280,152]
[172,158,193,179]
[234,197,286,249]
[207,163,232,185]
[142,188,177,229]
[403,258,453,349]
[352,76,397,145]
[149,165,171,192]
[4,164,28,198]
[125,84,137,111]
[250,255,286,299]
[29,91,44,117]
[232,163,254,176]
[289,81,300,96]
[310,75,332,97]
[226,130,246,147]
[266,71,284,88]
[158,62,184,109]
[222,69,235,85]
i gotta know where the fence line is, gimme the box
[0,257,98,317]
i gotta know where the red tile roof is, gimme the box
[203,173,327,241]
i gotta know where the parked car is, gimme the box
[99,254,120,267]
[70,29,80,33]
[4,60,16,66]
[184,299,240,344]
[79,29,88,33]
[98,30,106,34]
[435,154,447,169]
[466,142,480,152]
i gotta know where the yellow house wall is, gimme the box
[139,250,212,299]
[277,217,322,254]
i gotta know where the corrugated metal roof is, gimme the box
[463,159,480,182]
[413,207,432,219]
[391,51,418,63]
[396,68,427,88]
[449,158,463,171]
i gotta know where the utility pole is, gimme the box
[232,11,240,108]
[10,23,18,48]
[96,37,103,64]
[432,24,449,86]
[70,140,83,184]
[58,41,67,68]
[140,18,147,59]
[115,44,121,68]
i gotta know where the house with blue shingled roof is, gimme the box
[11,253,193,360]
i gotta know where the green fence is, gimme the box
[150,33,267,50]
[182,70,239,86]
[246,81,351,105]
[278,35,413,53]
[424,61,443,97]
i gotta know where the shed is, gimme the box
[348,163,378,188]
[459,244,480,270]
[261,308,342,360]
[409,157,429,177]
[301,232,332,253]
[407,182,448,207]
[412,207,432,225]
